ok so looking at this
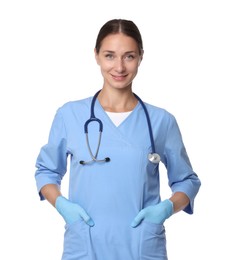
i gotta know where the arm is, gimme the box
[40,184,62,207]
[169,191,190,213]
[163,114,201,214]
[35,110,94,226]
[35,110,68,201]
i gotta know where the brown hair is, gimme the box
[95,19,143,54]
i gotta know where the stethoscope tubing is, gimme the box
[133,93,156,154]
[80,90,159,165]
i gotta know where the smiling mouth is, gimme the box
[111,74,128,80]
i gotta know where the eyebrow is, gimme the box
[102,50,137,54]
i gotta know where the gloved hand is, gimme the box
[55,196,95,226]
[131,199,173,228]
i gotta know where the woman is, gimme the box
[35,19,201,260]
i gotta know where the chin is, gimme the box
[111,85,132,91]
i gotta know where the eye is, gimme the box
[125,54,135,60]
[105,53,114,60]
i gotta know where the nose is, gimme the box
[114,58,126,73]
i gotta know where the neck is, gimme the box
[98,87,138,112]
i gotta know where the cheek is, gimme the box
[129,64,139,75]
[100,63,113,73]
[99,66,110,78]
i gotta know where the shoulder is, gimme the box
[56,96,92,114]
[143,102,179,132]
[144,102,175,120]
[143,102,182,138]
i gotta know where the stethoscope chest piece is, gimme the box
[148,153,161,164]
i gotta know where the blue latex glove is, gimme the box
[55,196,95,226]
[131,199,173,228]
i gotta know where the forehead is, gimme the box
[100,33,139,52]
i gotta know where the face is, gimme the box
[95,33,143,91]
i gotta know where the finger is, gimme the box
[86,218,95,227]
[131,210,145,228]
[77,206,95,226]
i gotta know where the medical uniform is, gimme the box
[35,96,201,260]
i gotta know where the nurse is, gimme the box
[35,19,201,260]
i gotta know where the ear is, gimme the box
[94,48,100,65]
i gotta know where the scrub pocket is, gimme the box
[139,221,168,260]
[62,219,88,260]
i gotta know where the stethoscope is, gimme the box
[79,90,161,165]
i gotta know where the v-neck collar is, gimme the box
[87,95,145,148]
[95,97,141,129]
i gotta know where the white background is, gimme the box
[0,0,233,259]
